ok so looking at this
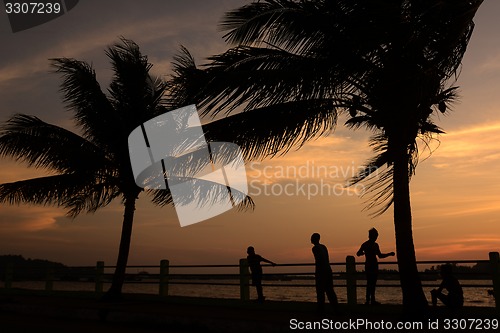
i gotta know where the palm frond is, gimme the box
[0,114,111,174]
[220,0,395,58]
[166,46,210,108]
[418,0,483,80]
[197,46,346,116]
[146,188,173,207]
[50,57,118,149]
[203,99,337,160]
[0,174,119,217]
[221,0,330,53]
[106,38,168,131]
[347,139,394,217]
[360,166,394,217]
[146,181,254,212]
[64,182,121,217]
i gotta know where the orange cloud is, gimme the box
[0,206,64,232]
[417,236,500,260]
[431,122,500,165]
[476,52,500,74]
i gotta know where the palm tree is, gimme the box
[169,0,483,312]
[0,38,251,299]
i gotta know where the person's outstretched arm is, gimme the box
[261,257,277,266]
[376,243,395,259]
[378,251,395,259]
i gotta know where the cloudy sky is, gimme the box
[0,0,499,269]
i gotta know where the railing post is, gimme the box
[239,258,250,301]
[95,261,104,293]
[159,259,169,297]
[45,265,54,292]
[4,263,13,289]
[489,252,500,309]
[346,255,357,305]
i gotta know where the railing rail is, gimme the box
[1,252,498,308]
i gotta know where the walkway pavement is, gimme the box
[2,291,316,333]
[0,290,498,332]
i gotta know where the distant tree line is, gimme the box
[0,255,96,281]
[423,263,492,280]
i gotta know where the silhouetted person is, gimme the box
[356,228,395,305]
[311,233,338,312]
[431,264,464,310]
[246,246,276,302]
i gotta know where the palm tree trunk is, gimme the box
[105,195,137,300]
[393,149,428,314]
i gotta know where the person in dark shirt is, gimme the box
[431,264,464,309]
[246,246,276,302]
[311,233,338,312]
[356,228,395,305]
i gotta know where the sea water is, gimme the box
[5,279,496,307]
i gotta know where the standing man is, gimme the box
[310,233,338,312]
[356,228,395,305]
[246,246,276,302]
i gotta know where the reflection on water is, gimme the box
[4,280,495,307]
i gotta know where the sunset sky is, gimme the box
[0,0,499,269]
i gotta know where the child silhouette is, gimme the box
[357,228,395,305]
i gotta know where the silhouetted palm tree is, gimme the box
[0,38,251,299]
[169,0,482,311]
